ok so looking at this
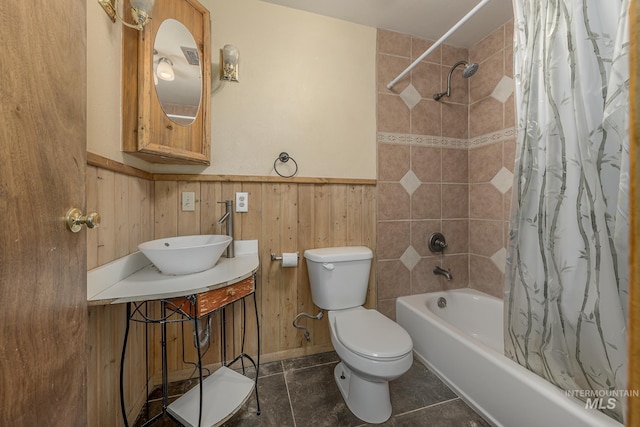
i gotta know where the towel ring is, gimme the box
[274,152,298,178]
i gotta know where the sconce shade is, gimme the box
[130,0,155,27]
[98,0,154,30]
[221,44,239,82]
[157,57,175,81]
[130,0,155,10]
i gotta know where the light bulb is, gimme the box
[157,57,174,81]
[221,44,239,82]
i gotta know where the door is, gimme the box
[0,1,88,425]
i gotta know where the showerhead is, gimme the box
[433,60,479,101]
[462,62,479,78]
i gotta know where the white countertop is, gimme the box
[87,240,259,305]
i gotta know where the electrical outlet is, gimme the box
[236,192,248,212]
[181,192,195,211]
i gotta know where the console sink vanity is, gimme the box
[88,240,261,427]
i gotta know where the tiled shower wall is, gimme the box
[376,22,516,318]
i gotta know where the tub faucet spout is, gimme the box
[217,200,234,258]
[434,266,452,281]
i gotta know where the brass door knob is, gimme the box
[66,208,101,233]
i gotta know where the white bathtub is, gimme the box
[396,289,622,427]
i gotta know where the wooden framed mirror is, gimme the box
[122,0,211,165]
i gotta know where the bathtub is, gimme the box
[396,289,622,427]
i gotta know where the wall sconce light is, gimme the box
[156,57,175,81]
[221,44,239,82]
[98,0,155,31]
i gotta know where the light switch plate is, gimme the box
[181,192,195,211]
[236,192,248,212]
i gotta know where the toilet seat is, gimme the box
[333,309,413,360]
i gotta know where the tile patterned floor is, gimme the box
[133,352,490,427]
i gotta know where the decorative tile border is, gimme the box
[377,127,517,149]
[376,132,468,149]
[468,127,518,148]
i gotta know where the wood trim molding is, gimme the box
[153,173,377,185]
[87,152,153,180]
[86,152,376,185]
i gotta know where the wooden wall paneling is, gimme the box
[362,185,377,254]
[115,172,131,259]
[238,183,263,241]
[331,184,349,247]
[113,301,148,425]
[87,306,101,425]
[238,182,263,357]
[199,182,225,365]
[261,183,284,354]
[222,182,243,359]
[127,177,143,254]
[114,306,132,424]
[144,178,155,243]
[296,184,318,345]
[87,170,154,427]
[97,168,116,264]
[199,182,225,367]
[86,167,377,422]
[152,180,180,377]
[363,185,377,309]
[200,181,222,234]
[314,184,332,248]
[177,181,202,236]
[312,184,333,345]
[154,181,179,238]
[99,304,117,422]
[280,183,300,350]
[347,185,364,244]
[86,166,99,270]
[128,176,154,253]
[126,307,149,423]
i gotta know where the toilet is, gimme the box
[304,246,413,424]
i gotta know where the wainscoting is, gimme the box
[86,154,377,426]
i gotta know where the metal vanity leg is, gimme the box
[193,315,204,427]
[120,302,132,427]
[253,290,261,416]
[222,306,227,366]
[161,302,168,411]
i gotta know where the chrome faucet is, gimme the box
[217,200,234,258]
[433,266,452,281]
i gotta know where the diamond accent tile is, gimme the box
[399,84,422,110]
[491,247,507,274]
[400,246,421,271]
[491,76,515,104]
[400,170,421,195]
[491,167,513,194]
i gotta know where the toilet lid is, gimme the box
[334,310,413,359]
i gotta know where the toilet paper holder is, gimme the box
[270,252,299,261]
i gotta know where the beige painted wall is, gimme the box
[87,0,377,179]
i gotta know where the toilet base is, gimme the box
[333,362,392,424]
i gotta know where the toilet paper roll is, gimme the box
[281,252,298,268]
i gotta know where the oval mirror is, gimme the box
[153,19,202,126]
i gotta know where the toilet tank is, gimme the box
[303,246,373,310]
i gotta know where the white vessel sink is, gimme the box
[138,235,232,275]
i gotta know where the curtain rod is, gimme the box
[386,0,492,90]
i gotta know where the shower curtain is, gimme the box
[505,0,629,422]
